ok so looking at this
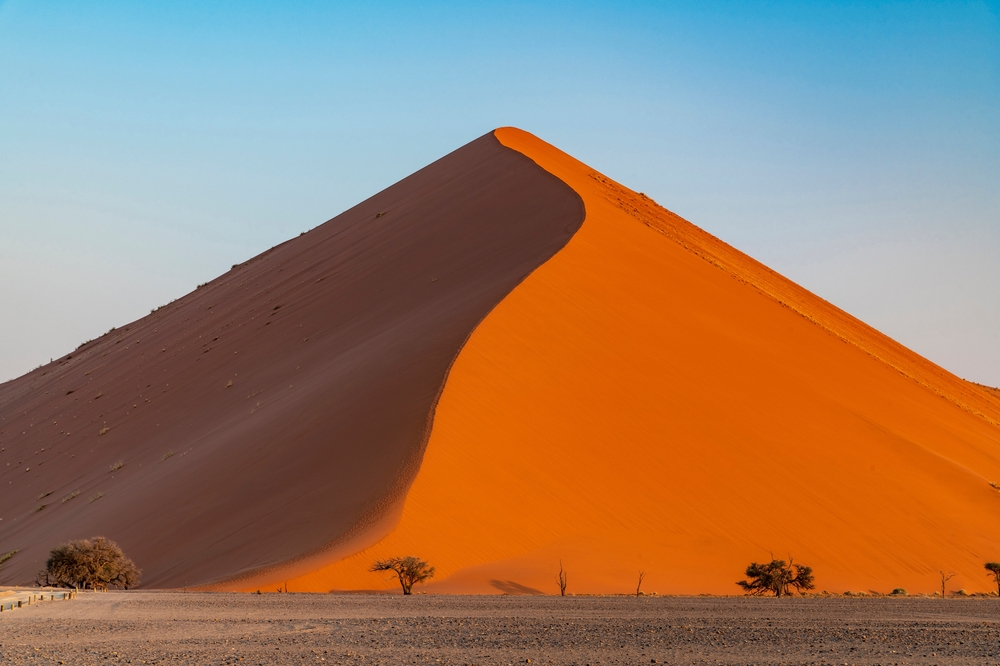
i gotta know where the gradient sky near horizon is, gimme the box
[1,1,998,385]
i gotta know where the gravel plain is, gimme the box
[1,592,999,665]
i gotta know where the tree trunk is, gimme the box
[396,571,410,595]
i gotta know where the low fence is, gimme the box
[0,587,76,612]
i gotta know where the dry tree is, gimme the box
[370,556,435,595]
[737,556,814,597]
[37,537,140,590]
[636,570,645,597]
[557,560,568,597]
[940,571,956,597]
[984,562,1000,596]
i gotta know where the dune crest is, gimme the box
[279,128,1000,595]
[0,132,583,588]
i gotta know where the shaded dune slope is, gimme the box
[0,132,584,587]
[281,128,1000,595]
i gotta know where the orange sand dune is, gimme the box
[275,128,1000,596]
[0,133,582,588]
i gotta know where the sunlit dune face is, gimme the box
[275,128,1000,596]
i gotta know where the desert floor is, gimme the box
[1,592,998,665]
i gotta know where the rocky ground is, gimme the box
[1,592,998,665]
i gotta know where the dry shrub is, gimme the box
[38,536,140,590]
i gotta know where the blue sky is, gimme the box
[1,1,998,383]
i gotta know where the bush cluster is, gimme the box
[37,536,140,590]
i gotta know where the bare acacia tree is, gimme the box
[985,562,1000,596]
[636,571,645,597]
[556,560,568,597]
[940,571,956,597]
[736,557,814,597]
[369,556,434,595]
[37,537,140,590]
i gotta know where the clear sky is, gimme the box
[1,1,998,385]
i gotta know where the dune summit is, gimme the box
[2,129,999,595]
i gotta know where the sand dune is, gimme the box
[272,128,1000,595]
[4,128,998,595]
[0,132,582,587]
